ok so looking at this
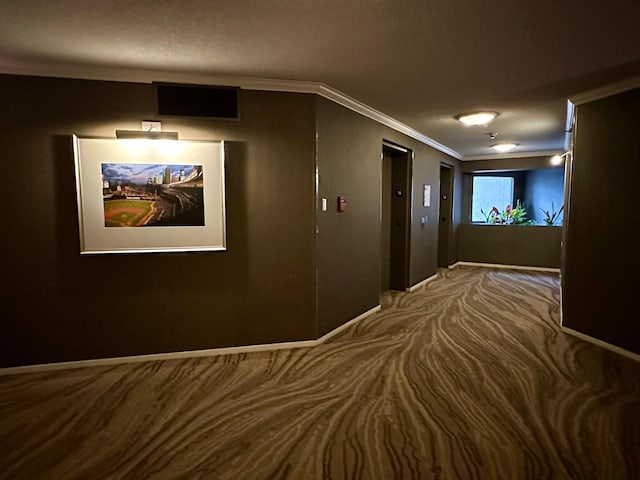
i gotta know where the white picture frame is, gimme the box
[73,136,226,254]
[423,184,431,207]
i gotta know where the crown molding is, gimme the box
[462,149,563,161]
[8,61,614,162]
[315,84,462,159]
[0,61,463,160]
[569,75,640,106]
[0,60,318,92]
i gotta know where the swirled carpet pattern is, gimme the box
[1,266,639,479]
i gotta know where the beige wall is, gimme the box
[0,72,464,368]
[0,74,317,368]
[458,225,562,268]
[562,87,640,355]
[315,97,459,335]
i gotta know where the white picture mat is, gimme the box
[73,136,226,254]
[423,184,431,207]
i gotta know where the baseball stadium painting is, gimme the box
[101,163,205,227]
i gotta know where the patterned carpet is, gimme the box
[1,266,639,480]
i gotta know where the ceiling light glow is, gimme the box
[551,153,568,166]
[491,143,517,153]
[456,111,498,126]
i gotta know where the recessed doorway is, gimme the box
[381,141,411,293]
[438,163,454,268]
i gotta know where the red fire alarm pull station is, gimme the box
[337,196,346,212]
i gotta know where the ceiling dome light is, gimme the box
[456,111,498,126]
[491,142,517,153]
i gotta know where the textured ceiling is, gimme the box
[1,0,639,158]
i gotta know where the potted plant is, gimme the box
[481,199,534,225]
[540,202,564,226]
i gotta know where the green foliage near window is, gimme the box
[480,199,535,225]
[540,202,564,226]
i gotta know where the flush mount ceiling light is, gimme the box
[491,142,517,153]
[455,111,498,127]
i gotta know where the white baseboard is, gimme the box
[0,305,381,376]
[451,261,560,273]
[406,273,438,292]
[561,326,640,363]
[316,305,381,343]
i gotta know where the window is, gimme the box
[466,168,565,225]
[471,176,514,222]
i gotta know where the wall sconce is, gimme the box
[115,129,179,140]
[550,152,569,165]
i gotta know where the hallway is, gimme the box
[1,267,638,479]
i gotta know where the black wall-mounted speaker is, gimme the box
[156,83,240,119]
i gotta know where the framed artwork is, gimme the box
[73,136,226,254]
[423,184,431,207]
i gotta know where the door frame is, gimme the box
[381,140,412,292]
[438,162,454,268]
